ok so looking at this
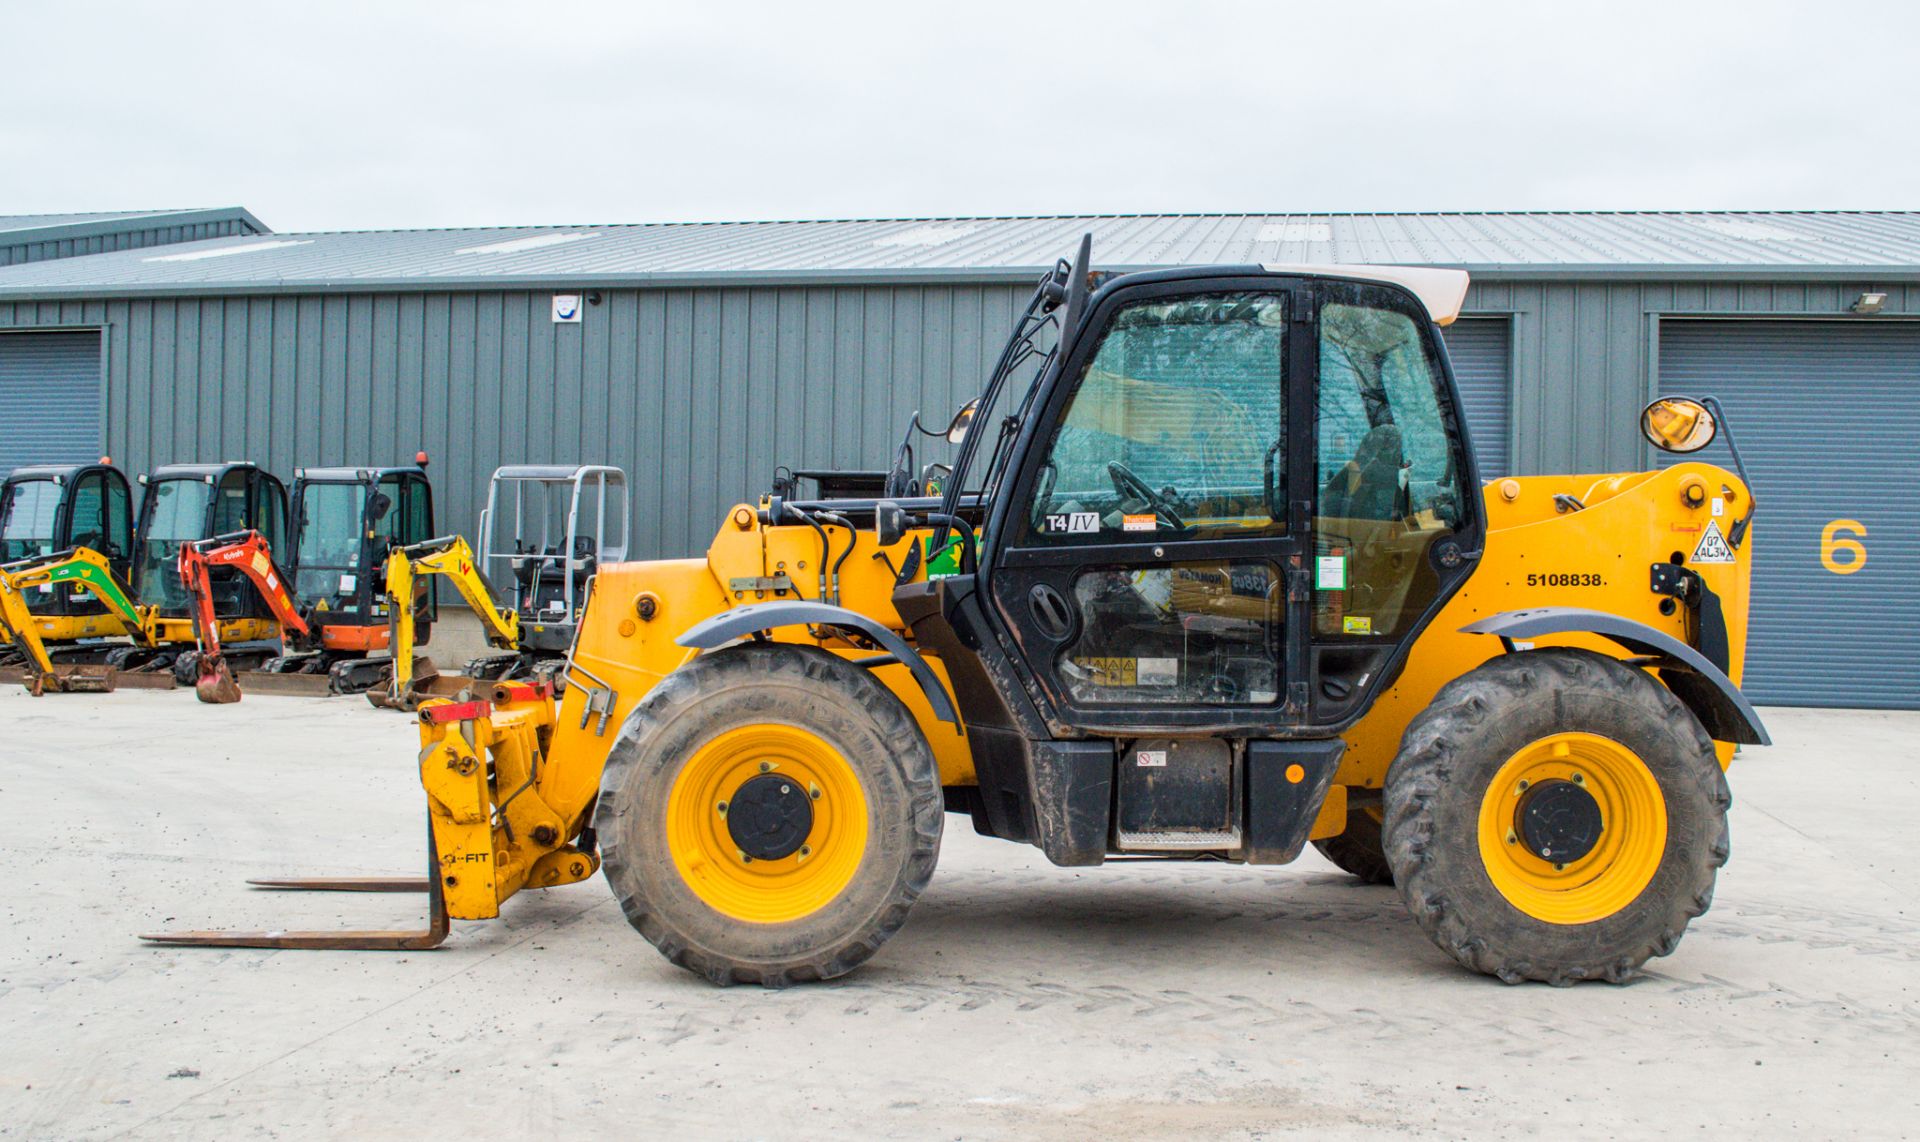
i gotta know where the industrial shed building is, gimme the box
[0,210,1913,707]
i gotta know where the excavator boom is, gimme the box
[178,531,309,703]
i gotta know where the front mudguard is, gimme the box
[1461,607,1769,746]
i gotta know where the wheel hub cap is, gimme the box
[1516,779,1603,864]
[725,772,815,861]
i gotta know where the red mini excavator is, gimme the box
[177,530,310,703]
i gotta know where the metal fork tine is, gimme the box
[246,877,431,892]
[140,822,449,951]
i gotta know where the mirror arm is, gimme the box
[1699,396,1757,547]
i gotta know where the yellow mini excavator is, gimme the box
[152,240,1769,988]
[0,546,168,695]
[0,462,169,687]
[364,533,521,711]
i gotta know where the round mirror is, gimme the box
[1640,397,1718,454]
[367,492,393,522]
[945,399,979,445]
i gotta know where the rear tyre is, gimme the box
[1312,809,1393,885]
[1383,648,1730,985]
[598,642,943,986]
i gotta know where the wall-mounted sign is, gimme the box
[552,295,582,323]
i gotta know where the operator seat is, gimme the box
[1320,424,1407,521]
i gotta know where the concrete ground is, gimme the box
[0,692,1914,1140]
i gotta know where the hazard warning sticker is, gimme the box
[1691,519,1736,564]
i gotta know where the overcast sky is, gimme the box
[4,1,1914,233]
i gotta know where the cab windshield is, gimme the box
[294,482,366,604]
[1,480,60,561]
[135,479,211,608]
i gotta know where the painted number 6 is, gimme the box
[1820,519,1868,575]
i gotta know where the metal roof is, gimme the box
[1,211,1916,298]
[0,207,267,243]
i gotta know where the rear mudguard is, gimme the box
[675,600,959,725]
[1461,607,1769,746]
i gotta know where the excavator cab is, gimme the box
[478,465,628,657]
[113,462,288,679]
[265,458,436,692]
[0,462,136,621]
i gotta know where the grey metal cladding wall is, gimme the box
[0,218,260,267]
[0,330,103,469]
[1460,280,1920,475]
[1658,319,1920,709]
[1439,317,1511,477]
[0,286,1028,562]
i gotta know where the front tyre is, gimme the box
[598,643,943,986]
[1383,648,1731,985]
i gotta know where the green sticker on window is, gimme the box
[924,532,979,579]
[1316,553,1348,590]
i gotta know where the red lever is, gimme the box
[421,699,491,725]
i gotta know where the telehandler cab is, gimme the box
[151,240,1767,988]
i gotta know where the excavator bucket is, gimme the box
[365,658,473,711]
[193,654,244,705]
[140,824,449,951]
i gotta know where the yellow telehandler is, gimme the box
[151,240,1768,987]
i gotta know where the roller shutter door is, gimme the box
[1659,320,1919,709]
[0,331,102,471]
[1443,318,1511,477]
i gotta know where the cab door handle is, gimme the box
[1028,583,1073,640]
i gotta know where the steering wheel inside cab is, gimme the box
[1106,461,1186,531]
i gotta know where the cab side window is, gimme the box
[1025,292,1287,542]
[1313,284,1465,638]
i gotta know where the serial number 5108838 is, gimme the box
[1527,572,1605,587]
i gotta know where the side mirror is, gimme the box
[368,492,393,522]
[1640,397,1718,454]
[943,400,978,445]
[874,500,908,547]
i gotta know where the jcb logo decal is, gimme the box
[1820,519,1867,575]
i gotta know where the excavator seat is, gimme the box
[515,536,596,618]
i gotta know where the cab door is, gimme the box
[983,278,1314,733]
[60,467,134,614]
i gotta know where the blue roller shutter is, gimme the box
[1659,320,1919,709]
[1442,318,1511,478]
[0,331,102,471]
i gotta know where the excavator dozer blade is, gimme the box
[232,671,336,697]
[140,825,450,951]
[106,669,179,691]
[55,666,116,693]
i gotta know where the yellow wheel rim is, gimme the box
[665,724,868,924]
[1476,732,1667,925]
